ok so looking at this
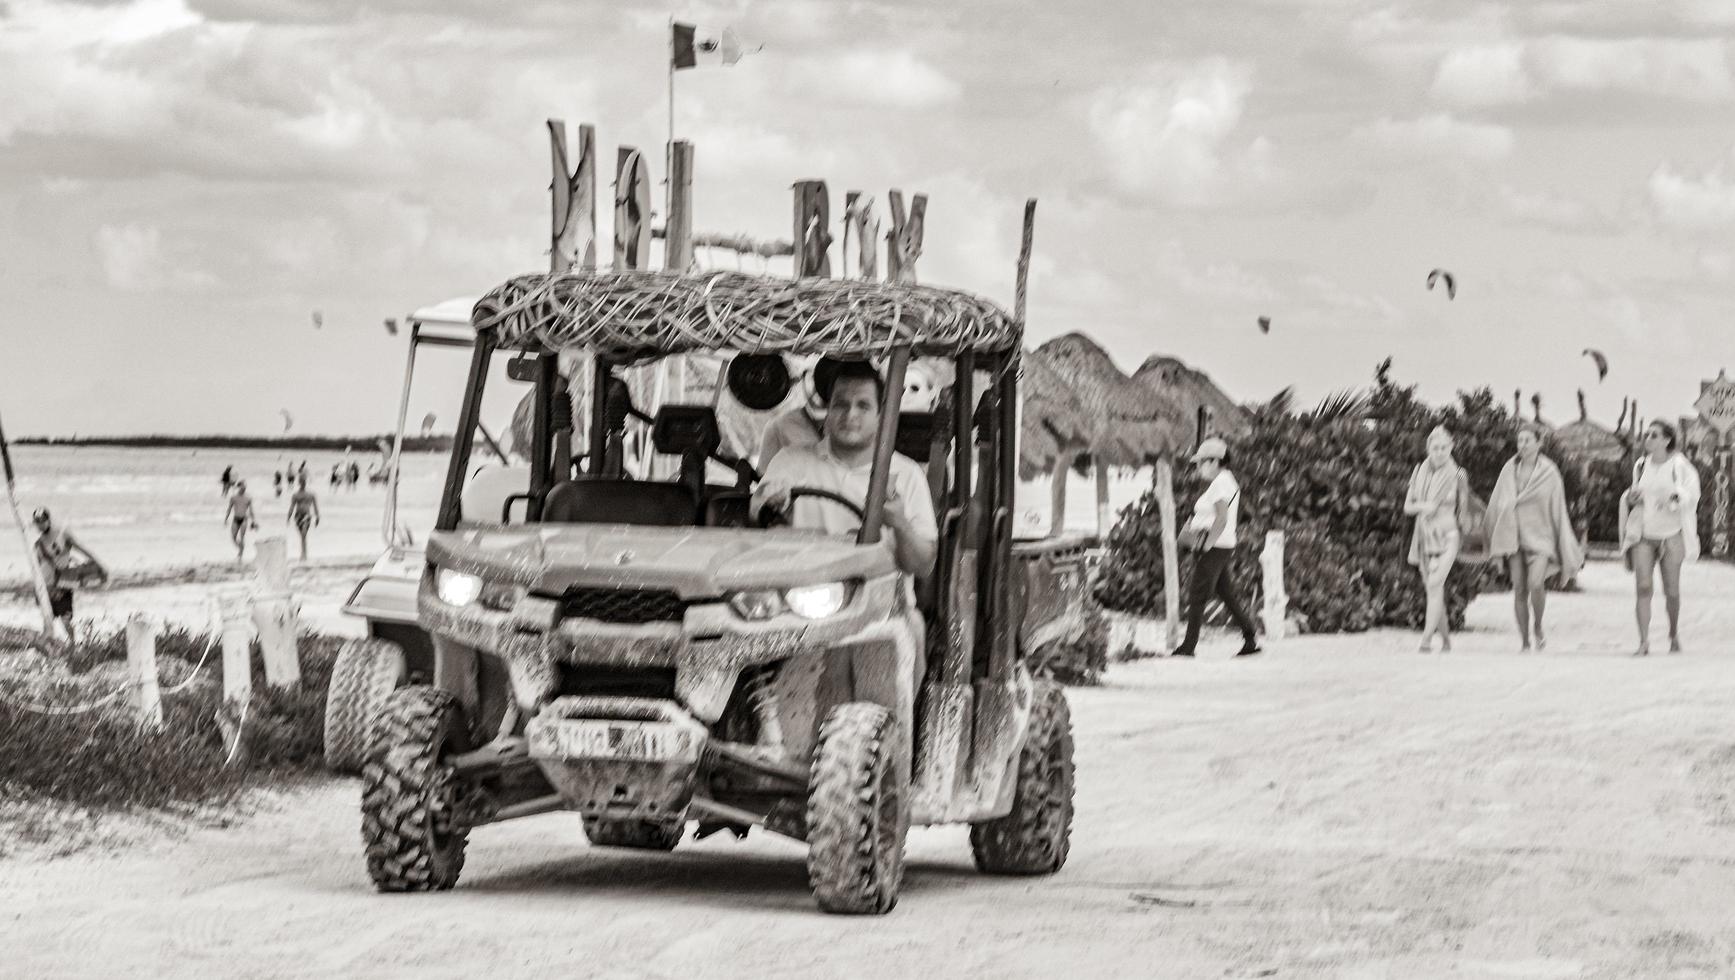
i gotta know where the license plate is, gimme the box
[552,720,687,762]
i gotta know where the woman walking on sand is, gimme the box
[1487,422,1583,652]
[1168,437,1261,659]
[1619,420,1701,656]
[1404,426,1470,653]
[286,475,320,560]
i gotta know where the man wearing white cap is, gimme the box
[1171,437,1261,658]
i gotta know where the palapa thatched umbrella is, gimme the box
[1019,351,1093,481]
[1554,390,1625,464]
[1131,354,1251,442]
[1032,333,1192,536]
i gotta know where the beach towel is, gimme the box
[1487,455,1583,582]
[1405,461,1463,566]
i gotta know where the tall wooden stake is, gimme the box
[887,191,928,283]
[665,141,695,273]
[1050,452,1073,537]
[0,410,55,636]
[613,146,653,272]
[1155,459,1181,649]
[126,614,163,729]
[793,180,832,278]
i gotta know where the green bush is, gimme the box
[1028,602,1108,685]
[1095,361,1575,634]
[0,627,341,812]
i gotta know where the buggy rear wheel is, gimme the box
[970,681,1074,875]
[361,686,473,892]
[324,637,406,774]
[805,702,908,915]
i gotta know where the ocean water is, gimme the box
[0,445,448,581]
[0,444,1152,582]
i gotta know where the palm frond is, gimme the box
[1308,389,1369,424]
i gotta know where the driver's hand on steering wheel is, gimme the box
[751,477,793,518]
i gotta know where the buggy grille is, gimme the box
[560,587,691,624]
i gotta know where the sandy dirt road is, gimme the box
[8,558,1735,979]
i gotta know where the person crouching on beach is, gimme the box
[223,480,259,562]
[1486,422,1582,652]
[31,508,108,643]
[286,475,321,560]
[1169,437,1261,659]
[1619,420,1700,656]
[1404,426,1471,653]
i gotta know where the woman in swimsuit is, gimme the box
[286,476,321,560]
[1619,420,1700,655]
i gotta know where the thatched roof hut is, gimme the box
[1131,354,1251,441]
[1033,333,1191,466]
[1019,351,1093,479]
[1554,390,1626,463]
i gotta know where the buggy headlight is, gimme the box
[436,568,483,607]
[784,581,852,620]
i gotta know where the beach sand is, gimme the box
[4,558,1733,977]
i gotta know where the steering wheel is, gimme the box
[758,487,867,528]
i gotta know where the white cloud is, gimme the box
[1087,59,1272,207]
[96,223,163,290]
[1431,37,1735,106]
[1496,184,1615,232]
[787,49,962,109]
[1649,155,1735,230]
[1356,114,1514,163]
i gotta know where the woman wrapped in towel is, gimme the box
[1486,422,1584,652]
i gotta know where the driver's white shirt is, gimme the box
[758,437,938,544]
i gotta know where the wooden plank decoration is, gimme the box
[1260,530,1287,643]
[547,120,598,274]
[251,536,300,690]
[665,140,695,273]
[792,180,832,278]
[613,147,654,272]
[886,190,927,283]
[843,192,881,280]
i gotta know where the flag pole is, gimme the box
[0,409,58,637]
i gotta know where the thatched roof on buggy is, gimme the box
[472,271,1020,359]
[1131,354,1252,439]
[1032,333,1191,466]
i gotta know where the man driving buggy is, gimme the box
[751,359,938,583]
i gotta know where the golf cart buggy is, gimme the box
[324,298,499,774]
[360,269,1084,914]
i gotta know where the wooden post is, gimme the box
[1260,530,1287,644]
[0,410,56,637]
[613,146,653,272]
[1155,459,1182,649]
[886,190,927,283]
[665,140,695,273]
[1715,442,1731,558]
[792,180,831,277]
[1050,455,1072,537]
[1095,463,1112,537]
[218,588,254,707]
[251,536,299,689]
[125,613,163,729]
[548,120,597,274]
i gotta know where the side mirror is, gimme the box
[506,356,539,382]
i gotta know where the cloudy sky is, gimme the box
[3,0,1733,437]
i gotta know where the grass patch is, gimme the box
[0,624,340,814]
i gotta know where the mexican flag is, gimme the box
[671,23,751,69]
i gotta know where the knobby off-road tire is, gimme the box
[970,681,1075,875]
[583,818,684,851]
[324,637,407,774]
[361,686,473,892]
[805,702,908,915]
